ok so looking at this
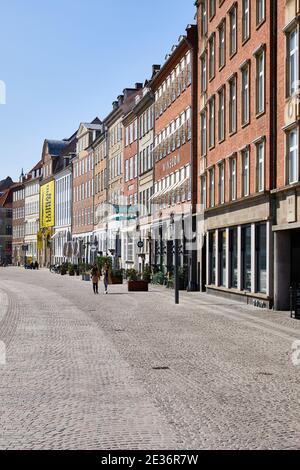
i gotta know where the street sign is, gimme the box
[90,245,97,253]
[137,241,144,249]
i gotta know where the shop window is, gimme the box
[242,225,251,291]
[219,230,227,287]
[256,223,267,293]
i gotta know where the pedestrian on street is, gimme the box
[103,262,109,294]
[91,264,100,295]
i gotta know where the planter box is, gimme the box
[110,276,123,285]
[128,280,149,292]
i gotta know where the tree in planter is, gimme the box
[152,271,165,285]
[142,264,152,283]
[127,268,149,292]
[96,256,112,274]
[126,268,138,281]
[60,262,68,275]
[68,264,75,276]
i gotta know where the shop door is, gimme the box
[291,230,300,286]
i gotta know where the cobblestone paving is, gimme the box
[0,267,300,449]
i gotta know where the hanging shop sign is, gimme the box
[40,181,55,228]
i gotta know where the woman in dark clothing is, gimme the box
[91,265,100,294]
[103,263,109,294]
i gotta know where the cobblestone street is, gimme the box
[0,267,300,450]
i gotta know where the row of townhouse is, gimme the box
[8,0,300,311]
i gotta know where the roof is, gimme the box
[81,123,103,131]
[29,160,43,172]
[150,24,197,90]
[0,176,13,192]
[0,188,11,207]
[46,140,69,157]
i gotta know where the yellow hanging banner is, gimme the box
[40,181,55,228]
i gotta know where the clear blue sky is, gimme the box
[0,0,196,181]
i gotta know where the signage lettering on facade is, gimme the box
[40,181,55,228]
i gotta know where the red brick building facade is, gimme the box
[197,0,276,306]
[150,24,198,288]
[72,119,102,264]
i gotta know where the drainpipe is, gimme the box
[270,0,277,309]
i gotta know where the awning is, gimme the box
[149,188,164,201]
[51,229,69,239]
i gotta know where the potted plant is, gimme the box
[60,262,68,276]
[142,265,152,283]
[79,262,91,281]
[69,264,75,276]
[127,268,149,292]
[152,270,165,285]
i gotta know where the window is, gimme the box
[229,5,237,56]
[242,148,250,197]
[256,49,265,114]
[287,28,299,97]
[209,167,215,207]
[209,0,216,19]
[256,223,267,293]
[218,86,225,141]
[256,140,265,192]
[201,175,207,209]
[218,21,225,69]
[201,0,207,36]
[242,0,250,42]
[186,108,192,141]
[218,162,225,204]
[229,75,237,134]
[241,64,250,125]
[201,111,207,156]
[125,160,129,182]
[129,157,133,180]
[287,128,299,184]
[127,233,134,262]
[229,156,237,201]
[209,34,215,80]
[242,225,252,291]
[200,53,207,93]
[176,64,181,97]
[209,231,216,285]
[186,51,192,86]
[229,227,238,288]
[134,154,138,178]
[256,0,265,26]
[208,98,215,148]
[219,230,227,287]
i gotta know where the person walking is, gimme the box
[103,262,109,294]
[91,264,100,294]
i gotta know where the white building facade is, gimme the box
[24,165,42,263]
[53,167,72,264]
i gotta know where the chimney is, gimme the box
[135,83,143,90]
[112,101,118,110]
[152,64,161,76]
[117,95,124,106]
